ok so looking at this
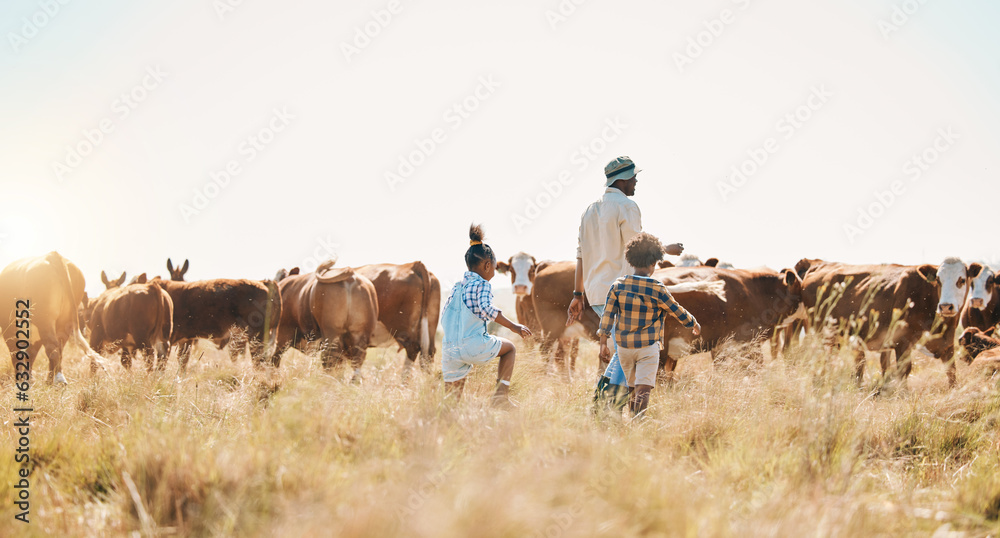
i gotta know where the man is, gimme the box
[566,156,684,411]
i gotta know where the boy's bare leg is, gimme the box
[493,338,517,404]
[632,384,653,417]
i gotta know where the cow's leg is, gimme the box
[569,339,579,375]
[555,338,573,381]
[854,348,868,386]
[658,346,678,387]
[346,333,366,384]
[121,347,134,370]
[247,337,264,368]
[12,339,43,382]
[226,332,245,363]
[319,338,343,371]
[139,345,156,371]
[154,341,169,371]
[401,341,420,381]
[44,334,68,384]
[178,341,192,370]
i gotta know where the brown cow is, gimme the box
[797,257,970,386]
[151,275,281,368]
[0,252,104,383]
[497,254,582,374]
[958,326,998,361]
[357,261,438,371]
[655,266,803,380]
[88,274,173,370]
[960,263,1000,331]
[271,261,378,380]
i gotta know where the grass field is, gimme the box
[1,334,999,537]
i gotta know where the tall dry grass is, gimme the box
[0,335,998,537]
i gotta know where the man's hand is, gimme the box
[516,324,533,338]
[599,343,611,361]
[692,322,702,336]
[567,296,584,325]
[664,243,684,256]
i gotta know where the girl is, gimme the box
[441,224,532,405]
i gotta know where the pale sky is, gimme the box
[1,0,998,296]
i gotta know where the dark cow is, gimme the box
[0,252,104,383]
[958,326,998,361]
[655,266,802,381]
[272,261,378,380]
[958,328,1000,376]
[357,261,438,371]
[797,257,970,386]
[151,275,281,368]
[88,274,173,370]
[960,263,1000,332]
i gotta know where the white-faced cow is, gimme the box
[357,261,438,373]
[272,260,378,380]
[88,273,174,370]
[797,257,970,387]
[960,263,1000,332]
[498,255,590,375]
[0,252,105,383]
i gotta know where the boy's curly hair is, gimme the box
[625,232,666,269]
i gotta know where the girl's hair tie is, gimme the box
[470,240,482,246]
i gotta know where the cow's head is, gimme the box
[779,267,803,306]
[678,254,702,267]
[966,263,995,310]
[918,257,968,317]
[273,267,300,283]
[100,270,126,289]
[496,252,537,296]
[167,258,189,281]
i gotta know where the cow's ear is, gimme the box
[496,261,510,274]
[134,273,147,284]
[116,272,127,286]
[794,258,813,278]
[181,259,189,275]
[101,270,110,287]
[166,259,174,273]
[917,264,938,284]
[658,260,674,269]
[289,267,300,275]
[781,268,801,286]
[968,262,984,279]
[704,258,719,267]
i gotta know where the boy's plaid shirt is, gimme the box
[598,274,696,349]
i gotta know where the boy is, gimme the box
[598,232,701,418]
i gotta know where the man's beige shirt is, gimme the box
[576,187,642,306]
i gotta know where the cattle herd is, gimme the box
[2,250,1000,388]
